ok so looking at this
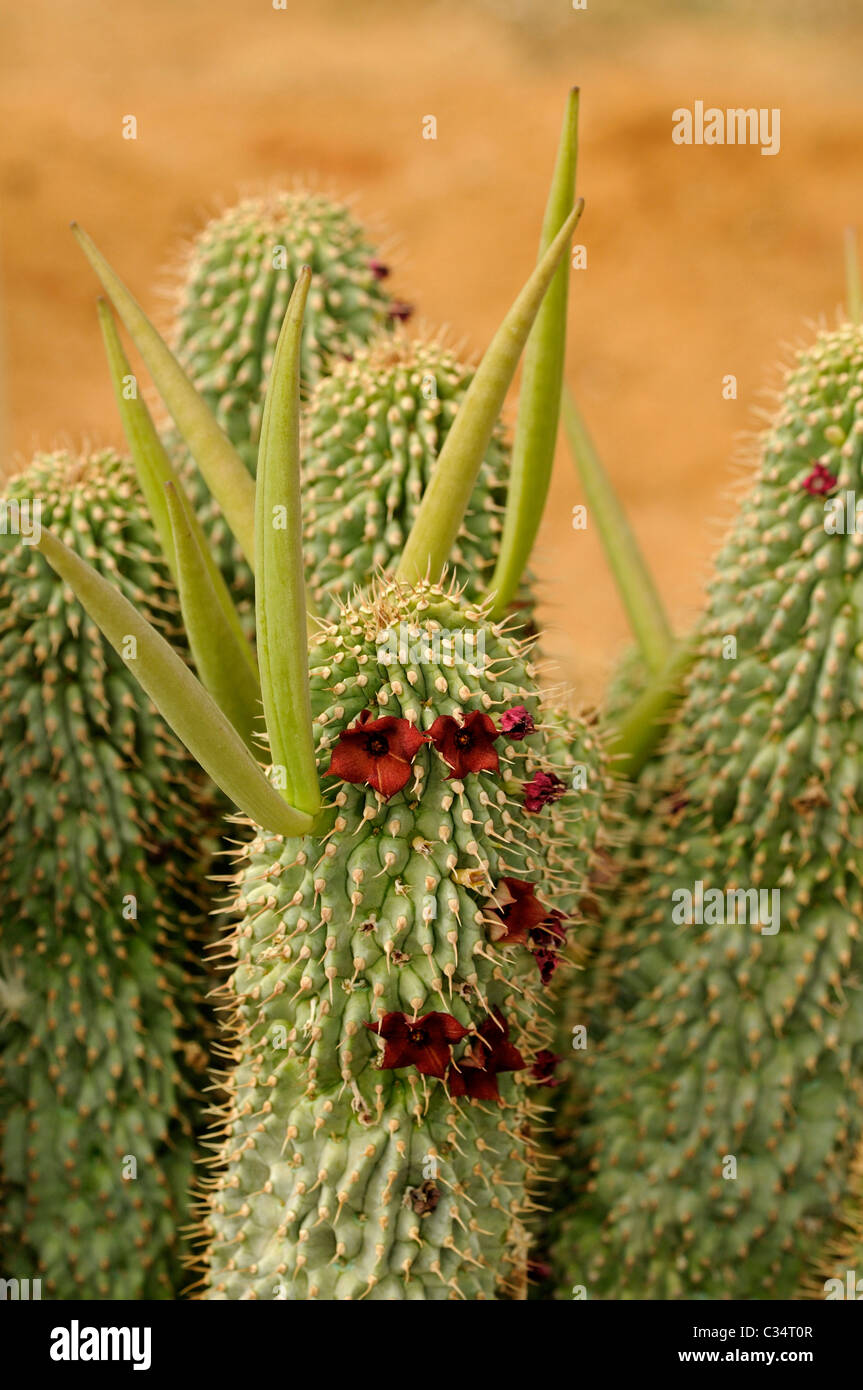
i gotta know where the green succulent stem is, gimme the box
[255,266,321,819]
[164,482,261,753]
[37,528,311,837]
[396,206,582,588]
[73,222,256,563]
[845,228,862,326]
[606,638,694,779]
[489,89,580,618]
[562,385,673,674]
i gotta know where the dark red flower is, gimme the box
[427,710,500,779]
[327,710,423,799]
[531,1050,562,1087]
[531,910,569,985]
[523,770,566,814]
[500,705,535,740]
[448,1009,525,1101]
[487,877,549,944]
[369,258,390,280]
[388,300,414,322]
[364,1010,467,1078]
[802,461,837,497]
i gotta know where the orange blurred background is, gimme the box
[2,0,862,698]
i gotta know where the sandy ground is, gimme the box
[2,0,862,699]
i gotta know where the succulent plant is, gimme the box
[552,318,863,1299]
[0,448,214,1298]
[43,92,602,1298]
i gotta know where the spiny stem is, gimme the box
[73,222,256,563]
[255,266,321,819]
[396,206,582,587]
[563,386,673,674]
[845,228,862,326]
[606,639,694,779]
[165,482,261,753]
[37,529,312,836]
[489,88,580,618]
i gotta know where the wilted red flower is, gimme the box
[369,258,390,280]
[487,877,549,944]
[327,710,423,799]
[448,1009,526,1102]
[531,1050,562,1087]
[802,461,837,496]
[364,1010,467,1078]
[531,910,569,985]
[388,300,414,321]
[523,770,566,814]
[427,710,500,779]
[500,705,535,740]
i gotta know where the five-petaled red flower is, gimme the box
[531,1050,563,1087]
[523,770,566,814]
[427,710,500,779]
[802,461,837,497]
[327,710,424,799]
[447,1009,526,1101]
[487,877,549,944]
[500,705,535,740]
[531,910,569,985]
[364,1010,467,1078]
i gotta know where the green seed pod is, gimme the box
[552,321,863,1299]
[0,449,213,1298]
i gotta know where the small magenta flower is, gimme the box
[388,300,414,322]
[802,461,837,496]
[523,770,566,814]
[500,705,535,740]
[428,710,500,779]
[487,877,550,944]
[327,710,424,799]
[364,1010,468,1078]
[369,258,390,280]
